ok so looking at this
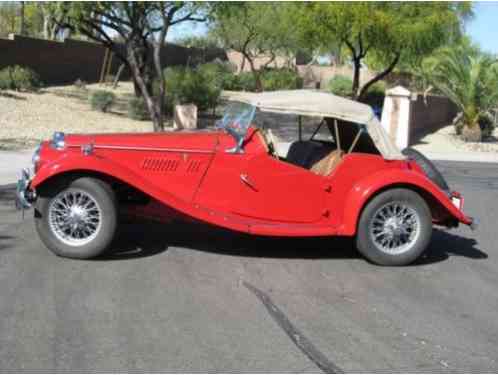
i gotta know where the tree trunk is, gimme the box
[112,64,126,89]
[152,39,166,132]
[127,40,161,131]
[19,2,25,35]
[351,56,361,99]
[461,124,482,142]
[245,55,263,92]
[358,53,400,101]
[43,15,50,40]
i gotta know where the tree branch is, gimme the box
[358,52,401,100]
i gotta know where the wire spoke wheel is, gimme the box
[369,201,421,255]
[48,189,103,247]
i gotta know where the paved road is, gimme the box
[0,161,497,372]
[0,149,33,185]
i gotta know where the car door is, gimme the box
[233,153,327,223]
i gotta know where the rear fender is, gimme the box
[338,169,472,236]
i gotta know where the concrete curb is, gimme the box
[423,151,498,164]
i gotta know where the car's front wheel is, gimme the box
[35,176,117,259]
[356,188,432,266]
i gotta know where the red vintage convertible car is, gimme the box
[16,90,477,265]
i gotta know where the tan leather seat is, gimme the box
[310,150,344,176]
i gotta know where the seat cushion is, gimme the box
[310,150,344,176]
[286,141,331,169]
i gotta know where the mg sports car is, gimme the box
[16,90,477,265]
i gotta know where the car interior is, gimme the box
[256,117,381,177]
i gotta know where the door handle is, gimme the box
[240,173,258,191]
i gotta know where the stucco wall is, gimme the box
[409,94,458,139]
[0,34,226,85]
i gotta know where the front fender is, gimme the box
[31,152,193,213]
[338,168,472,236]
[29,151,253,234]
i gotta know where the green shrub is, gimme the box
[479,112,496,138]
[0,65,41,91]
[128,97,149,120]
[90,90,115,112]
[261,68,303,91]
[221,68,303,92]
[454,111,496,138]
[328,75,354,98]
[162,62,224,113]
[0,69,11,90]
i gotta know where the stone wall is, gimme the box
[296,65,376,89]
[0,34,227,85]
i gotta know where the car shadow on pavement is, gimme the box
[0,184,16,202]
[101,220,487,264]
[0,235,15,251]
[413,228,486,265]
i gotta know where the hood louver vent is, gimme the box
[187,160,201,173]
[141,157,179,172]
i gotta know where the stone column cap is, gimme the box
[386,85,411,97]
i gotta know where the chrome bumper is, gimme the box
[15,168,36,210]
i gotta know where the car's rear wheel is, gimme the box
[35,177,117,259]
[356,188,432,266]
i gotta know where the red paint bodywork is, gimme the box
[31,128,473,237]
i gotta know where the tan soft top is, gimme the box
[222,90,404,160]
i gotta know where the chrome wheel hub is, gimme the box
[369,201,421,255]
[48,189,102,247]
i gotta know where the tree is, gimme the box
[0,2,19,37]
[63,2,206,131]
[294,2,472,100]
[417,41,498,142]
[40,2,70,40]
[210,3,298,92]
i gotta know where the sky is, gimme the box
[167,2,498,55]
[467,1,498,53]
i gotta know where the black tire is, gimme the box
[402,147,449,192]
[35,176,117,259]
[356,188,432,266]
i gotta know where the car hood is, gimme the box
[63,131,220,151]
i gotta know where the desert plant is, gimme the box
[90,90,115,112]
[74,78,87,90]
[261,68,303,91]
[328,75,354,98]
[162,63,224,113]
[419,43,498,142]
[128,97,149,120]
[453,111,496,139]
[0,66,41,91]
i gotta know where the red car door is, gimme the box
[233,153,327,223]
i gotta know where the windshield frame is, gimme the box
[217,102,256,153]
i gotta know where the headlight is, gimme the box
[51,132,65,150]
[32,143,42,173]
[32,144,41,165]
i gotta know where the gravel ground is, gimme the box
[413,124,498,154]
[0,82,154,150]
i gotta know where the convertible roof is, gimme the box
[223,90,404,160]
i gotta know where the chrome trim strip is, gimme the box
[67,144,215,154]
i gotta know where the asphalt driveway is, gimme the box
[0,161,497,372]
